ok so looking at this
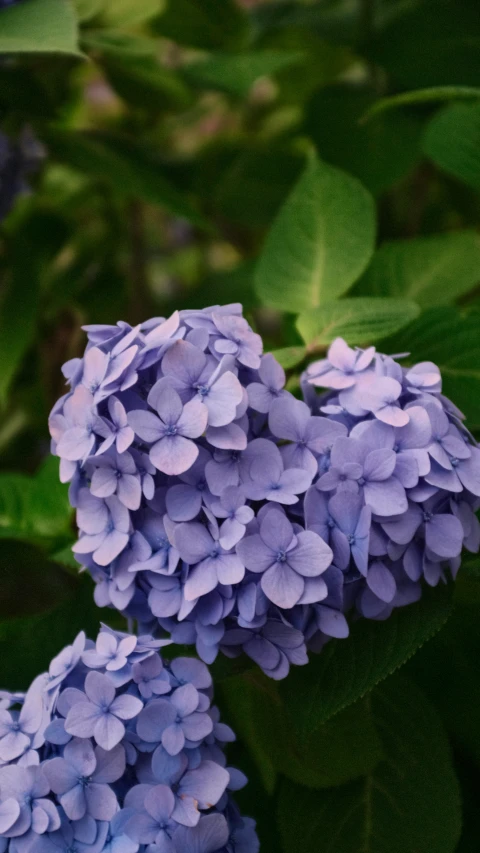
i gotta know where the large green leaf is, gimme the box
[278,675,461,853]
[0,458,71,543]
[0,0,80,55]
[223,674,383,790]
[277,583,451,733]
[152,0,250,50]
[184,51,303,97]
[383,307,480,429]
[354,231,480,307]
[423,102,480,190]
[269,346,307,369]
[213,143,307,229]
[406,574,480,770]
[45,129,206,226]
[255,157,376,312]
[73,0,103,22]
[296,297,420,347]
[363,86,480,122]
[305,84,421,196]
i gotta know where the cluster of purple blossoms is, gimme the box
[49,305,480,679]
[304,337,480,619]
[0,627,258,853]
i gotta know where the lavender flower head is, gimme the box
[50,308,480,679]
[0,626,258,853]
[304,337,480,619]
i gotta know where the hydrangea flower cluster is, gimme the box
[304,338,480,619]
[49,306,480,680]
[0,627,258,853]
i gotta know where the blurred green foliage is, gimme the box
[1,0,480,849]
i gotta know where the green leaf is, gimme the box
[73,0,104,22]
[423,102,480,190]
[383,307,480,430]
[213,143,307,230]
[45,129,206,226]
[297,297,419,347]
[269,346,306,369]
[0,458,71,543]
[278,675,461,853]
[223,675,383,790]
[354,231,480,307]
[84,32,191,111]
[183,51,304,97]
[362,86,480,122]
[0,0,80,55]
[255,157,376,312]
[101,0,162,26]
[406,576,480,771]
[277,582,452,732]
[305,84,421,196]
[152,0,250,50]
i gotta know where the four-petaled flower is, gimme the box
[65,672,143,750]
[237,509,333,609]
[128,380,208,476]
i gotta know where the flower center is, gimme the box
[165,425,178,437]
[276,550,287,563]
[423,511,433,523]
[195,384,210,399]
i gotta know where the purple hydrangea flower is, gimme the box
[0,765,59,837]
[64,672,143,749]
[246,354,288,413]
[44,739,124,821]
[236,509,332,609]
[0,628,257,853]
[303,335,480,620]
[128,381,208,477]
[50,312,480,680]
